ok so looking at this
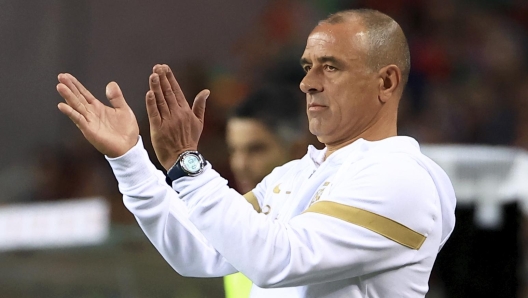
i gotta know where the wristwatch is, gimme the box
[165,151,207,184]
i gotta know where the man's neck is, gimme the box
[323,126,397,160]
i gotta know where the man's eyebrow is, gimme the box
[318,56,340,65]
[299,56,342,66]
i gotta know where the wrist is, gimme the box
[165,150,207,185]
[105,136,140,158]
[160,148,197,171]
[162,158,177,172]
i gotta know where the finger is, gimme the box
[145,90,161,127]
[105,81,129,110]
[58,73,80,96]
[57,83,91,118]
[57,102,89,130]
[68,74,98,104]
[164,65,189,108]
[192,89,210,122]
[153,64,179,112]
[149,73,170,118]
[57,74,92,106]
[58,73,97,104]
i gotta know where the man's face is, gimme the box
[226,118,289,193]
[300,21,381,145]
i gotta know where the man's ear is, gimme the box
[377,64,401,103]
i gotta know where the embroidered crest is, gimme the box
[309,181,330,205]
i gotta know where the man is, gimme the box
[224,85,309,297]
[57,9,456,298]
[226,85,308,194]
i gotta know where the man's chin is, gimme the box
[236,180,255,194]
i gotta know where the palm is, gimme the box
[82,102,138,156]
[57,74,139,158]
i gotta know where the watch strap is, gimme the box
[165,161,187,185]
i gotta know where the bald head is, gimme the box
[320,9,411,88]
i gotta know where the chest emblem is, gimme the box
[273,184,292,195]
[309,181,330,205]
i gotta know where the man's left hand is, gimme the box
[147,64,210,171]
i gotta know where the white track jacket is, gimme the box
[107,136,456,297]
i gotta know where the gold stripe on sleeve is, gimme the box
[305,201,426,250]
[243,191,261,213]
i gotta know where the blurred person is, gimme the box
[226,85,307,194]
[224,85,312,298]
[56,9,456,298]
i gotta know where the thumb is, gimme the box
[106,81,128,109]
[192,89,210,121]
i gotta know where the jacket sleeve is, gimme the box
[172,156,442,288]
[106,137,237,277]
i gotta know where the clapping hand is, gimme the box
[56,73,139,158]
[146,64,210,170]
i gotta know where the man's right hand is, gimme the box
[56,73,139,158]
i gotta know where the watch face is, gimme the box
[182,154,202,174]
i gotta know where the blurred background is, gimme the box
[0,0,527,297]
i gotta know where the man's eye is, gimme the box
[324,65,337,71]
[303,65,312,73]
[248,145,267,154]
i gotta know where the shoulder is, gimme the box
[328,151,440,237]
[339,150,434,185]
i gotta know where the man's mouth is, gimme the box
[308,103,327,111]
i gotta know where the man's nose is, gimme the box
[299,71,323,93]
[231,152,250,172]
